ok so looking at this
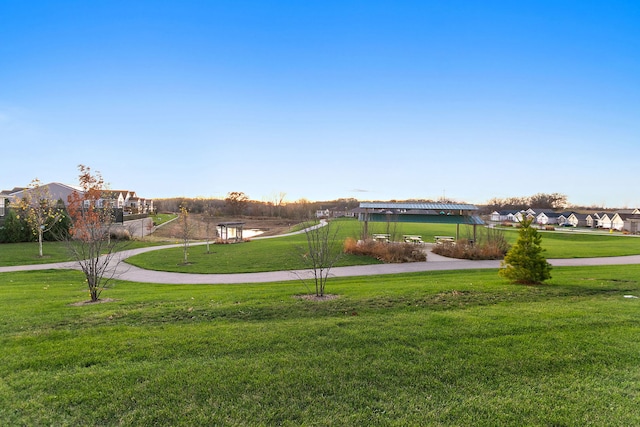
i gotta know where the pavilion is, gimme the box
[357,202,484,241]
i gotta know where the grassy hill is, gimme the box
[2,266,639,425]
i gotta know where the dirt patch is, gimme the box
[70,298,117,306]
[151,215,299,240]
[294,294,340,301]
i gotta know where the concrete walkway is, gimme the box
[2,240,640,285]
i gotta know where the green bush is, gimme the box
[44,209,72,241]
[499,218,552,284]
[0,210,32,243]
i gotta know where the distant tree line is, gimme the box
[482,193,569,213]
[154,193,362,220]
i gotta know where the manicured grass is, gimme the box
[151,213,178,226]
[133,218,456,274]
[373,222,640,258]
[126,219,640,273]
[1,266,639,425]
[0,240,164,267]
[0,241,72,265]
[517,229,640,258]
[126,228,381,273]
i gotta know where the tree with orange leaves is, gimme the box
[66,165,125,302]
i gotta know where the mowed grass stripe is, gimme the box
[1,266,639,425]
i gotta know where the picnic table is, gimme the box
[434,236,455,244]
[372,233,390,243]
[403,235,423,244]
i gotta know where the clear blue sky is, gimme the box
[1,1,638,207]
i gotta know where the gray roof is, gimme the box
[359,202,478,211]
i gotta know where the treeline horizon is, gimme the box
[154,192,613,219]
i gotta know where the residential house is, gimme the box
[514,209,536,223]
[315,209,330,218]
[490,210,517,222]
[7,183,79,206]
[617,208,640,216]
[536,210,563,225]
[95,189,153,214]
[622,214,640,234]
[2,183,153,217]
[610,213,625,231]
[594,213,613,229]
[491,208,542,223]
[0,189,12,219]
[585,214,595,228]
[566,213,590,227]
[315,207,350,218]
[557,213,571,226]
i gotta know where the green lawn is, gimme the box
[1,266,639,425]
[3,219,640,271]
[151,213,178,226]
[0,241,73,266]
[0,240,164,267]
[126,221,381,273]
[515,229,640,258]
[125,219,640,274]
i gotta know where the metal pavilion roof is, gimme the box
[359,202,479,211]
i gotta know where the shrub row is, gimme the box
[431,239,508,260]
[344,238,427,263]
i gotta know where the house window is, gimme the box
[0,198,4,216]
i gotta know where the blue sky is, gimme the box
[1,1,639,207]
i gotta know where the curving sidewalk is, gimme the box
[2,240,640,284]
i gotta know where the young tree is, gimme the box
[66,165,123,302]
[179,205,191,264]
[202,204,217,254]
[298,220,344,297]
[15,179,64,257]
[499,218,552,284]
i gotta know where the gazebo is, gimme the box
[217,222,245,243]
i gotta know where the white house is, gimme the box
[315,209,330,218]
[610,213,625,231]
[567,213,590,227]
[595,213,612,229]
[536,210,563,225]
[490,210,520,222]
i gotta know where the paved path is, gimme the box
[2,240,640,285]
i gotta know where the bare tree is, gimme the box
[225,191,249,216]
[298,220,344,297]
[65,165,126,302]
[179,205,192,264]
[273,191,286,217]
[202,203,217,254]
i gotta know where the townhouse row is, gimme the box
[490,208,640,233]
[0,182,154,221]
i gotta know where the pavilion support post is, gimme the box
[363,209,369,240]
